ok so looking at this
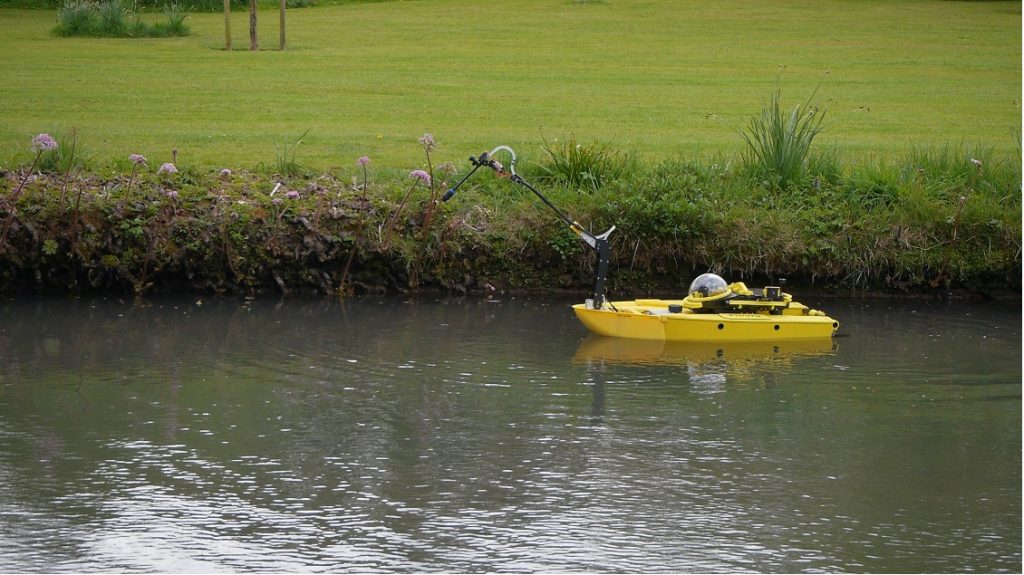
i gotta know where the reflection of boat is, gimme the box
[573,274,839,342]
[573,333,837,366]
[443,145,839,342]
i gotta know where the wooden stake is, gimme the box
[279,0,286,50]
[249,0,257,51]
[223,0,231,50]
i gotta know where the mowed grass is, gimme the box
[0,0,1019,171]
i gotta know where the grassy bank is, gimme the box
[0,0,1020,170]
[0,137,1018,297]
[1,0,1019,296]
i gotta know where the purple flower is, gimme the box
[357,155,370,167]
[219,168,232,176]
[158,162,178,174]
[418,133,435,149]
[286,190,300,199]
[32,133,57,153]
[409,169,431,184]
[129,153,147,165]
[166,190,179,199]
[272,197,283,206]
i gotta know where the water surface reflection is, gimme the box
[0,295,1019,572]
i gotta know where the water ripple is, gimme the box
[0,296,1018,572]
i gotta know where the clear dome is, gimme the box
[687,273,729,297]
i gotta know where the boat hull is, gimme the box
[572,299,839,342]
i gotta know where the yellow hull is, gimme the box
[572,298,839,342]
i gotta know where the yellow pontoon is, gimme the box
[573,274,839,342]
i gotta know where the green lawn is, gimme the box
[0,0,1020,171]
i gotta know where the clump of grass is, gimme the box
[55,0,98,36]
[272,129,310,177]
[96,0,127,36]
[149,2,190,37]
[534,136,635,192]
[54,128,83,207]
[54,0,190,37]
[740,87,827,189]
[37,128,85,176]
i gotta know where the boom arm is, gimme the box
[443,145,615,308]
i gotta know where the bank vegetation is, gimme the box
[0,129,1019,298]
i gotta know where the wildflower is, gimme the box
[418,133,435,150]
[2,134,58,253]
[357,156,371,200]
[166,190,179,199]
[126,155,147,200]
[383,169,432,249]
[158,162,178,174]
[272,197,283,206]
[31,133,57,153]
[409,169,431,184]
[286,190,300,199]
[220,168,232,176]
[970,158,982,168]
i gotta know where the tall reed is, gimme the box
[740,88,826,189]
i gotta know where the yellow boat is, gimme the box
[572,274,839,342]
[443,145,839,342]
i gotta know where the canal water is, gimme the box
[0,295,1019,573]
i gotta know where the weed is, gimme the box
[381,169,429,250]
[150,2,189,37]
[54,127,82,206]
[273,129,310,177]
[534,136,635,192]
[36,128,84,176]
[417,133,439,239]
[357,155,371,199]
[96,0,126,35]
[54,0,190,37]
[740,87,827,190]
[55,0,98,35]
[126,153,147,200]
